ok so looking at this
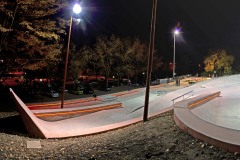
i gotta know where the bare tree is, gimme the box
[94,35,121,86]
[127,38,148,84]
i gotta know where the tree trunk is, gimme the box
[117,74,120,86]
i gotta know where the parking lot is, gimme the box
[18,85,142,104]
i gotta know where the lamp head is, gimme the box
[73,4,82,14]
[174,29,179,35]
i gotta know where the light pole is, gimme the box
[61,3,82,109]
[173,29,179,79]
[143,0,157,122]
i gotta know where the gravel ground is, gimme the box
[0,110,239,160]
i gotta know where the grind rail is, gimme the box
[171,90,193,104]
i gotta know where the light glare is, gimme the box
[175,29,179,35]
[73,4,82,14]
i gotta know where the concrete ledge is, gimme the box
[174,91,240,152]
[27,97,100,110]
[33,102,122,119]
[111,89,139,97]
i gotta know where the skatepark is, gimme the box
[9,74,240,152]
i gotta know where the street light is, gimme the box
[73,3,82,14]
[173,28,179,79]
[143,0,157,122]
[61,3,82,109]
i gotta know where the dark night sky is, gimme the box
[76,0,240,75]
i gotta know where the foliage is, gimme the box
[94,35,122,85]
[0,0,163,82]
[81,45,99,77]
[204,49,234,75]
[114,37,133,84]
[92,35,154,85]
[0,0,68,72]
[78,35,161,84]
[123,38,148,83]
[68,44,90,81]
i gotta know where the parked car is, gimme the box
[45,90,59,98]
[82,84,94,94]
[98,84,111,91]
[89,81,98,88]
[69,86,84,95]
[130,83,140,87]
[57,87,68,93]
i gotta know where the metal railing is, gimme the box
[171,90,193,104]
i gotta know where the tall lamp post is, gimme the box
[173,28,179,79]
[143,0,157,122]
[61,4,82,109]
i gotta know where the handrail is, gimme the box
[171,90,193,104]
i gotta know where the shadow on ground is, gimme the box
[0,115,28,136]
[0,96,17,112]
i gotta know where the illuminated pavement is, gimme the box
[11,75,240,144]
[11,81,189,138]
[173,74,240,152]
[33,84,186,127]
[184,75,240,131]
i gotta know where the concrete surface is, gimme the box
[174,75,240,152]
[10,75,240,153]
[9,82,187,138]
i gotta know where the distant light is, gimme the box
[73,4,82,14]
[75,18,81,25]
[174,29,179,35]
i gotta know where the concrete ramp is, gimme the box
[9,88,122,139]
[174,91,240,152]
[10,88,50,138]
